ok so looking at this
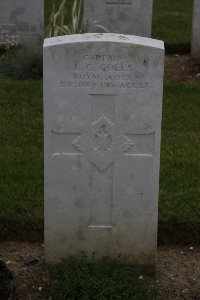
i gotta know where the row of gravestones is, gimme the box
[0,0,199,56]
[0,0,43,48]
[0,0,198,272]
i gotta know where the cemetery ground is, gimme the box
[1,242,200,299]
[0,0,199,299]
[0,55,199,299]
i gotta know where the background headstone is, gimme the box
[84,0,153,37]
[191,0,200,57]
[0,0,43,48]
[44,33,164,268]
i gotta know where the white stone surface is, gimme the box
[84,0,153,37]
[0,0,43,47]
[44,33,164,267]
[192,0,200,57]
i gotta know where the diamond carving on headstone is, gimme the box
[72,115,133,171]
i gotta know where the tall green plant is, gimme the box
[46,0,83,37]
[67,0,84,34]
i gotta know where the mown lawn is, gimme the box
[152,0,193,48]
[0,80,199,226]
[45,0,194,48]
[160,83,200,224]
[0,80,43,225]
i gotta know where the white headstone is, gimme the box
[44,33,164,269]
[84,0,153,37]
[191,0,200,57]
[0,0,43,47]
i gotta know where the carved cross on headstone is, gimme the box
[52,94,154,227]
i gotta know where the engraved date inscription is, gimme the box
[60,53,149,90]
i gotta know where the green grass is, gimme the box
[159,83,200,224]
[152,0,193,48]
[50,254,157,300]
[0,80,43,225]
[0,80,199,226]
[45,0,193,48]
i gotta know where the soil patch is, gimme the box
[0,242,51,300]
[158,223,200,246]
[0,242,200,300]
[0,222,43,242]
[1,223,200,246]
[165,55,200,82]
[157,246,200,300]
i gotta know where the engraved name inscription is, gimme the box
[60,54,149,90]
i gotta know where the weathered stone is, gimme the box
[0,0,43,47]
[44,33,164,268]
[191,0,200,57]
[84,0,153,37]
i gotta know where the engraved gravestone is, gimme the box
[84,0,153,37]
[191,0,200,57]
[0,0,43,47]
[44,33,164,268]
